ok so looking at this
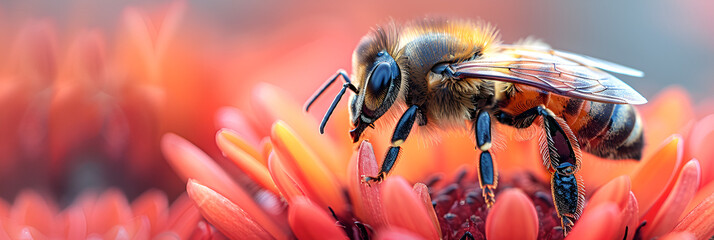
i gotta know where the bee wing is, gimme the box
[451,46,647,104]
[499,44,644,77]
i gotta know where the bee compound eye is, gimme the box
[367,62,393,96]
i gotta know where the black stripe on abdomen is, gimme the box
[581,104,643,160]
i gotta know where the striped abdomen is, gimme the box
[497,85,644,160]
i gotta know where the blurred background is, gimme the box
[0,0,712,204]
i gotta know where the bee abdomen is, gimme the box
[578,103,644,160]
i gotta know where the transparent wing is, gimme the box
[499,44,644,77]
[451,45,647,104]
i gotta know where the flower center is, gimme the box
[429,170,564,240]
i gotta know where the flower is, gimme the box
[162,84,714,239]
[0,189,220,239]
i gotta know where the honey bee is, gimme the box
[305,18,645,236]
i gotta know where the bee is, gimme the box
[304,18,645,236]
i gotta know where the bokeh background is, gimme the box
[0,0,712,204]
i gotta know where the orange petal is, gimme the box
[485,189,539,240]
[346,140,387,228]
[658,232,696,240]
[259,138,273,166]
[216,129,279,194]
[161,133,288,240]
[165,193,201,239]
[580,154,638,193]
[673,190,714,239]
[9,191,58,236]
[567,203,620,240]
[252,83,348,181]
[215,107,262,146]
[288,197,348,240]
[644,160,701,238]
[131,190,169,236]
[375,228,427,240]
[268,152,307,202]
[639,87,694,157]
[382,177,441,240]
[270,121,347,214]
[630,135,682,218]
[186,179,274,240]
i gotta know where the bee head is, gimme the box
[349,50,402,142]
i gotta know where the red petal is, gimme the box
[567,203,620,240]
[346,141,387,228]
[587,175,631,210]
[161,133,288,239]
[131,190,169,236]
[644,160,701,238]
[87,189,133,235]
[683,180,714,219]
[186,180,275,240]
[287,197,348,240]
[165,193,201,239]
[687,114,714,186]
[630,135,682,218]
[658,232,696,240]
[413,183,442,238]
[375,228,427,240]
[10,191,58,236]
[59,206,87,239]
[673,191,714,239]
[485,189,539,240]
[382,177,440,240]
[585,176,640,239]
[154,232,181,240]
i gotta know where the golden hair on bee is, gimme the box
[348,19,504,144]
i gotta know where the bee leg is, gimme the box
[474,110,497,208]
[534,106,584,236]
[362,105,419,184]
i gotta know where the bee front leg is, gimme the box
[362,105,419,184]
[535,106,584,236]
[474,110,497,208]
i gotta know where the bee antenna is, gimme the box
[305,69,357,134]
[304,69,357,112]
[318,82,351,134]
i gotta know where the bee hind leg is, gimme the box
[535,106,584,236]
[362,105,420,184]
[474,110,497,208]
[509,105,584,236]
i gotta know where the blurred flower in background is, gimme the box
[1,0,714,239]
